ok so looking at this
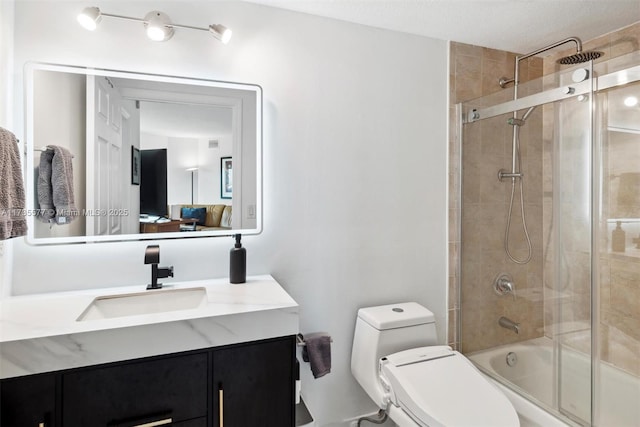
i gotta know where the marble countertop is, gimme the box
[0,275,299,379]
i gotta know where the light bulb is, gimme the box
[220,28,232,44]
[624,96,638,107]
[77,7,101,31]
[144,11,174,42]
[146,26,167,41]
[209,24,232,44]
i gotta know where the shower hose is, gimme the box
[505,125,532,265]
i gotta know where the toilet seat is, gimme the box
[380,346,520,427]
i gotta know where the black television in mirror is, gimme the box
[140,149,168,217]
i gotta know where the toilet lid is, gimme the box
[381,347,519,427]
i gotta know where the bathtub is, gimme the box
[469,337,640,427]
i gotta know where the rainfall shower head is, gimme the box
[557,50,603,64]
[499,37,604,88]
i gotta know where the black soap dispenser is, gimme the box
[230,234,246,284]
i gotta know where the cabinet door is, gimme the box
[213,336,295,427]
[62,352,207,426]
[0,372,56,427]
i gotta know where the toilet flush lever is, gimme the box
[494,273,516,300]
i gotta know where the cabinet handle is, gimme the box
[133,418,172,427]
[218,384,224,427]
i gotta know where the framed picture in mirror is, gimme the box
[221,156,232,199]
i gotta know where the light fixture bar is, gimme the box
[100,13,145,23]
[77,7,232,44]
[102,15,210,32]
[171,23,209,32]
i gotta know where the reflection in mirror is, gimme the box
[25,63,261,244]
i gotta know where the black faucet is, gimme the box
[144,245,174,290]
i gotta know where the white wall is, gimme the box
[6,2,448,425]
[0,0,15,297]
[32,70,86,238]
[0,0,14,128]
[168,136,199,205]
[120,98,140,235]
[197,135,232,205]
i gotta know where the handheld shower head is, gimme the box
[521,105,536,121]
[507,106,537,126]
[557,50,603,64]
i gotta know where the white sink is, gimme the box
[77,287,207,321]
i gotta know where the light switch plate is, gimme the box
[247,204,256,220]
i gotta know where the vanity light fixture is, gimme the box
[77,7,232,44]
[144,11,174,42]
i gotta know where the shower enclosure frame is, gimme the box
[456,56,640,426]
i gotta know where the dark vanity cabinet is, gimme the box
[213,338,296,427]
[62,353,208,426]
[0,336,295,427]
[0,372,57,427]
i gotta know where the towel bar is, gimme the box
[296,334,333,347]
[34,146,75,158]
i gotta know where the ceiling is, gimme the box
[110,77,233,139]
[245,0,640,55]
[139,101,232,139]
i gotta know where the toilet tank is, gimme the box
[351,302,437,408]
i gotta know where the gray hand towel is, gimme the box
[36,146,77,224]
[50,145,78,224]
[36,148,56,223]
[0,127,27,239]
[301,332,331,379]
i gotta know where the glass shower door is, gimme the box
[459,53,640,427]
[551,85,594,425]
[594,74,640,427]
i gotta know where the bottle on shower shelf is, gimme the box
[612,221,626,252]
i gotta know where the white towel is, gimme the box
[0,127,27,239]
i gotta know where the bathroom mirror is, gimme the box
[24,63,262,244]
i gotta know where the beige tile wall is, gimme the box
[448,42,543,352]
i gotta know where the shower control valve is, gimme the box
[494,273,516,300]
[498,169,523,182]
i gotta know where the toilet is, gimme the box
[351,302,519,427]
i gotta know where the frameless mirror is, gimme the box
[24,63,261,244]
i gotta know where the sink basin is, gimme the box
[77,287,207,321]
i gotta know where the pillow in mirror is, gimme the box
[181,207,207,225]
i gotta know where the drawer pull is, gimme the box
[133,418,172,427]
[219,384,224,427]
